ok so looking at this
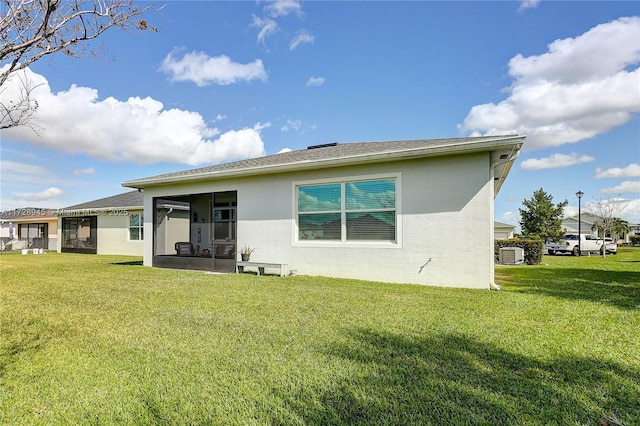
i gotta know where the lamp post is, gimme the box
[576,190,584,256]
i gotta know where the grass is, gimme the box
[1,248,639,425]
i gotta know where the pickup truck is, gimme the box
[546,234,606,256]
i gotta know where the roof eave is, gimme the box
[491,142,523,197]
[122,135,525,189]
[58,205,143,215]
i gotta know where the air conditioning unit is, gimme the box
[499,247,524,265]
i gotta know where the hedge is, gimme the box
[495,238,544,265]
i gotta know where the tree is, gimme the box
[519,188,568,242]
[1,0,157,129]
[611,218,631,241]
[586,197,630,257]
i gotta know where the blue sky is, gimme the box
[1,0,639,227]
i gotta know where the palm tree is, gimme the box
[611,218,631,242]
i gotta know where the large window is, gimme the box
[297,177,396,242]
[129,213,144,241]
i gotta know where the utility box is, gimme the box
[499,247,524,265]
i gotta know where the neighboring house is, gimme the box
[0,208,58,250]
[562,214,637,244]
[123,135,525,289]
[57,191,144,255]
[562,213,597,235]
[494,221,515,240]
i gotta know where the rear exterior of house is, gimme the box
[0,210,58,251]
[57,191,144,256]
[123,136,524,288]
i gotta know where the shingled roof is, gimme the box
[123,135,525,189]
[63,190,143,211]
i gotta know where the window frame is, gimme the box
[129,212,144,241]
[293,173,401,248]
[61,216,98,253]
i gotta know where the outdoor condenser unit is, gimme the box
[499,247,525,265]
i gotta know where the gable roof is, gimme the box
[62,190,143,212]
[122,135,525,192]
[494,221,516,229]
[563,213,598,224]
[0,210,58,223]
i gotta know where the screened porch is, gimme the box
[153,191,237,272]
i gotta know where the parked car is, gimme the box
[545,234,604,256]
[604,237,617,254]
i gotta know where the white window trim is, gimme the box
[292,172,402,248]
[128,213,144,241]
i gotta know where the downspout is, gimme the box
[165,208,173,254]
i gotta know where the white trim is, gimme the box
[292,172,402,248]
[127,213,144,242]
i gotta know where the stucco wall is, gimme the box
[155,208,190,255]
[141,152,495,288]
[96,210,144,256]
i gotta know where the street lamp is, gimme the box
[576,190,584,256]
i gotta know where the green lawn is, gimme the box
[1,248,638,425]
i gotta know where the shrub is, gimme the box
[629,234,640,246]
[495,238,544,265]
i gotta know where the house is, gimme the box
[122,135,525,288]
[562,213,638,244]
[57,191,144,255]
[494,221,516,240]
[562,213,597,236]
[0,208,58,250]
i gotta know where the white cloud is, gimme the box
[459,16,640,150]
[252,15,278,47]
[1,67,269,166]
[581,197,640,224]
[563,205,578,219]
[0,161,68,210]
[277,147,293,154]
[306,76,325,87]
[520,153,594,170]
[565,197,640,223]
[595,163,640,179]
[1,160,48,176]
[253,0,306,47]
[301,124,317,135]
[600,181,640,194]
[24,187,64,201]
[73,167,95,176]
[518,0,540,12]
[280,119,316,135]
[621,199,640,223]
[290,30,314,50]
[159,50,267,86]
[265,0,302,18]
[498,211,518,225]
[281,119,301,132]
[0,160,60,187]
